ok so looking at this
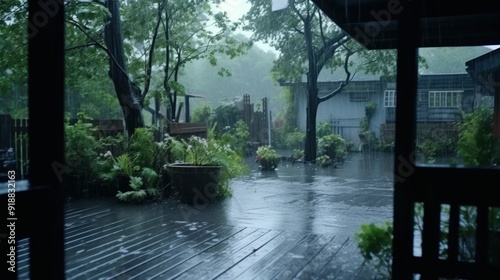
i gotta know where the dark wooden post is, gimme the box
[493,72,500,138]
[392,1,419,279]
[0,114,12,149]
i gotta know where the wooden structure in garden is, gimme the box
[242,94,269,146]
[165,121,207,140]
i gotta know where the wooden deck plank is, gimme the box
[65,220,183,267]
[270,234,337,279]
[292,236,347,279]
[214,231,307,279]
[315,237,370,280]
[84,224,234,279]
[145,227,263,279]
[67,223,224,279]
[16,238,30,279]
[122,226,247,279]
[249,233,323,279]
[177,229,280,280]
[15,200,374,279]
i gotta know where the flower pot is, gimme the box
[258,159,278,171]
[166,163,221,205]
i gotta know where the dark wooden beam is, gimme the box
[391,0,418,279]
[26,0,65,279]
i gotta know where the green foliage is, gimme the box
[165,124,250,197]
[365,102,377,119]
[357,204,500,277]
[219,119,251,155]
[457,106,500,165]
[417,125,458,163]
[115,167,161,203]
[192,103,213,123]
[98,127,167,203]
[360,102,378,132]
[317,134,347,162]
[274,87,296,135]
[359,118,370,132]
[127,127,157,168]
[317,121,332,138]
[212,103,243,135]
[284,131,306,150]
[291,149,304,161]
[64,112,100,198]
[354,222,393,279]
[255,145,281,170]
[315,155,331,167]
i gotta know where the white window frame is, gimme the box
[384,90,396,107]
[428,90,462,108]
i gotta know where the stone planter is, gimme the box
[166,163,221,205]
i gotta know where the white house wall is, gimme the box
[293,80,385,146]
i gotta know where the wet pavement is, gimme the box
[160,151,395,239]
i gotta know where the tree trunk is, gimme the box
[304,81,319,162]
[104,0,144,136]
[303,19,319,162]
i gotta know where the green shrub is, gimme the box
[255,145,281,170]
[291,149,304,160]
[457,106,500,165]
[355,222,393,279]
[192,103,212,123]
[64,112,100,198]
[284,130,305,150]
[317,134,347,162]
[219,119,250,155]
[317,121,332,138]
[99,127,167,203]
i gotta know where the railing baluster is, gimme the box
[448,203,460,262]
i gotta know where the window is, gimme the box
[384,90,396,107]
[349,91,370,101]
[428,90,462,107]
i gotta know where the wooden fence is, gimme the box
[0,113,213,178]
[243,94,269,146]
[0,115,125,179]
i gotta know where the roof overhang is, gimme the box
[311,0,500,49]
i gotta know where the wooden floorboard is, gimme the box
[15,200,373,280]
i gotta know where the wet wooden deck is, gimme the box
[16,199,372,279]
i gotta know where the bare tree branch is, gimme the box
[66,18,131,82]
[318,49,355,103]
[141,0,166,102]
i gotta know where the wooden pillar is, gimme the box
[494,85,500,138]
[392,0,418,279]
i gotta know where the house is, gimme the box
[290,72,480,146]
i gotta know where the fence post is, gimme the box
[0,114,12,149]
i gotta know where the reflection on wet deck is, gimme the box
[17,200,372,279]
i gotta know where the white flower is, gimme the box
[104,151,112,158]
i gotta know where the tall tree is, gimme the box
[243,0,398,161]
[65,0,250,134]
[0,0,29,118]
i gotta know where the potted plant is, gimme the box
[165,130,248,205]
[255,145,281,171]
